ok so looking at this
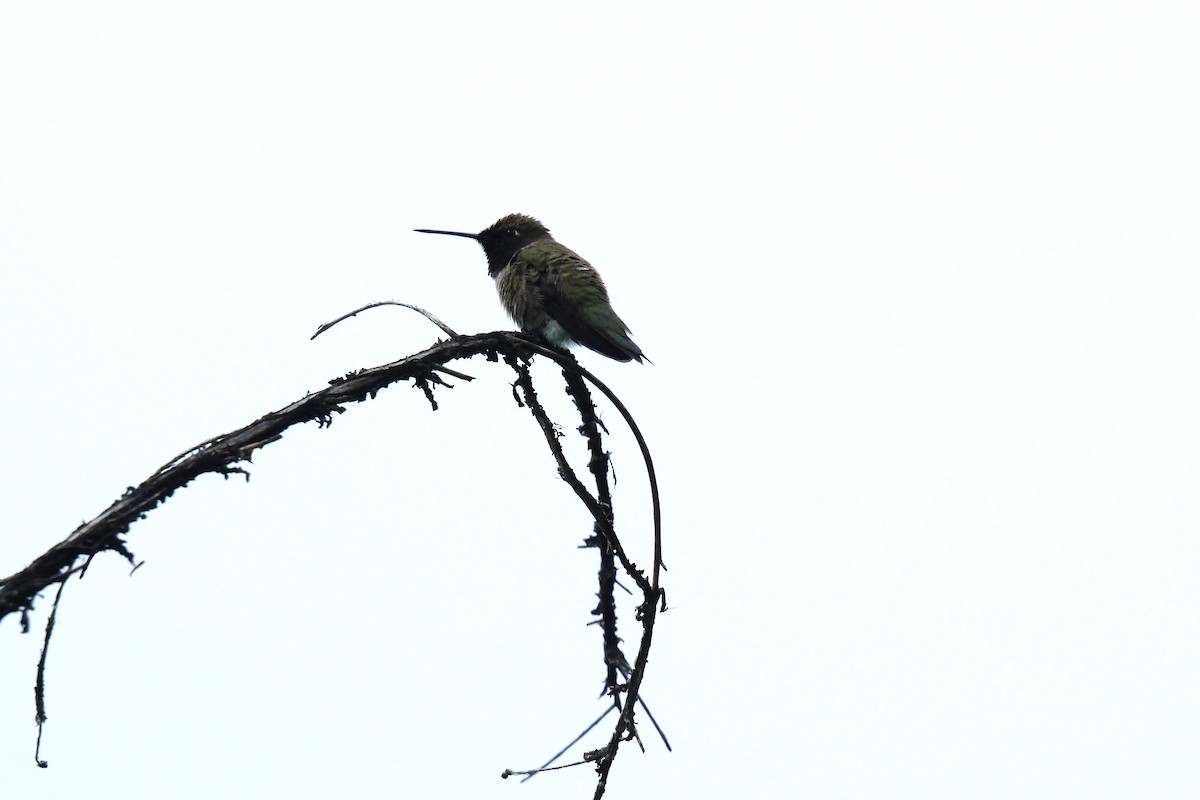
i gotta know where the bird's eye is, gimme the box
[508,228,518,237]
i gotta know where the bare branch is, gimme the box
[0,333,512,622]
[310,300,459,340]
[1,327,666,799]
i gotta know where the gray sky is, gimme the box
[2,3,1197,797]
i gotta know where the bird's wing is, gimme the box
[530,244,643,362]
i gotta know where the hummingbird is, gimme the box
[415,213,646,363]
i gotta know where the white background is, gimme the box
[2,3,1197,797]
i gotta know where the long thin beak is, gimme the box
[414,228,479,240]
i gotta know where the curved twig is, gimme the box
[504,338,664,594]
[310,301,459,340]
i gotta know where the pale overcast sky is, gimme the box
[2,3,1198,798]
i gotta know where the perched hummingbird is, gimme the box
[415,213,645,363]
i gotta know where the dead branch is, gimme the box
[0,328,665,798]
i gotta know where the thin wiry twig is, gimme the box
[310,300,459,340]
[33,572,71,769]
[505,705,616,782]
